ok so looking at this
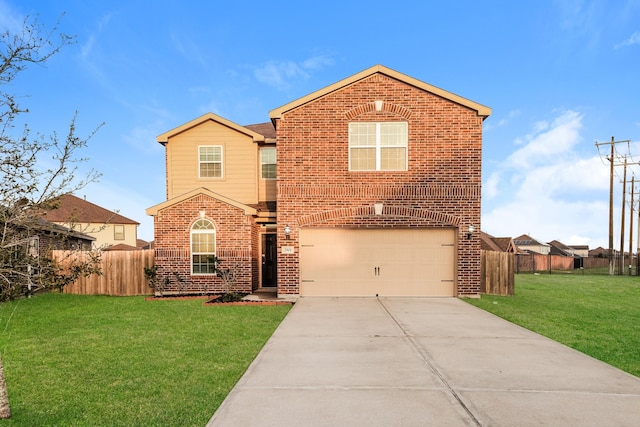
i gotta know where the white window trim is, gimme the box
[198,145,224,179]
[114,224,125,241]
[348,122,408,171]
[190,219,216,275]
[260,146,277,180]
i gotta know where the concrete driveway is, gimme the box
[207,297,640,426]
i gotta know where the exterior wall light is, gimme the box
[467,225,475,240]
[284,224,291,240]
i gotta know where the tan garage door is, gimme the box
[299,228,455,297]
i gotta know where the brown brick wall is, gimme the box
[276,73,483,296]
[153,193,256,294]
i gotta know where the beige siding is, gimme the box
[58,222,138,249]
[259,177,277,202]
[257,145,276,202]
[166,120,259,203]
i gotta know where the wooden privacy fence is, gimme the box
[52,249,515,297]
[52,249,154,296]
[480,250,515,296]
[515,253,575,273]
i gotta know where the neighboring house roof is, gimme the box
[104,243,139,251]
[35,218,96,242]
[42,194,139,225]
[136,239,150,249]
[480,231,520,253]
[514,234,550,248]
[589,246,609,257]
[146,187,258,216]
[156,112,267,145]
[548,240,574,257]
[269,64,492,121]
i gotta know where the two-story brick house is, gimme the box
[146,65,490,297]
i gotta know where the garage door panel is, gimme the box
[300,228,455,297]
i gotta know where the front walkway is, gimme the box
[207,297,640,426]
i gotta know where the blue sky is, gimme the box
[2,0,640,249]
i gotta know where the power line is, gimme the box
[594,137,634,275]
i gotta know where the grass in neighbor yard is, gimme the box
[0,293,291,426]
[466,273,640,377]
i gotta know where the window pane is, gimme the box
[380,122,407,147]
[350,148,376,170]
[262,164,276,179]
[349,123,376,147]
[192,233,215,252]
[192,254,216,274]
[200,163,221,177]
[193,219,214,230]
[380,147,407,170]
[199,146,221,161]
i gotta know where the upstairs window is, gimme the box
[199,146,223,178]
[260,147,276,179]
[191,219,216,274]
[349,122,408,171]
[114,225,125,240]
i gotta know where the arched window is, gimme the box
[191,219,216,274]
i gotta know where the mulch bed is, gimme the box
[145,295,294,306]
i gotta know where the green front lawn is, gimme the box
[466,273,640,377]
[0,293,291,426]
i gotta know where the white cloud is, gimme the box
[614,31,640,49]
[483,109,520,132]
[301,55,334,70]
[254,55,334,90]
[482,109,614,248]
[483,196,608,248]
[170,30,207,67]
[122,122,166,154]
[506,110,582,168]
[484,171,500,199]
[80,12,113,60]
[0,0,22,33]
[254,61,308,89]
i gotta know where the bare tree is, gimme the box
[0,14,103,418]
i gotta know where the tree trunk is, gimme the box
[0,354,11,419]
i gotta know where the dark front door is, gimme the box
[261,233,277,287]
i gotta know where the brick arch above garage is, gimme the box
[296,205,461,228]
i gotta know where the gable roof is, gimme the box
[480,231,520,253]
[269,64,491,121]
[42,194,139,225]
[548,240,574,256]
[35,218,96,242]
[145,188,257,216]
[514,234,550,247]
[156,112,267,145]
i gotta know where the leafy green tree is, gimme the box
[0,14,103,418]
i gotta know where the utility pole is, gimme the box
[608,138,616,275]
[595,137,631,275]
[629,176,634,275]
[620,158,627,275]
